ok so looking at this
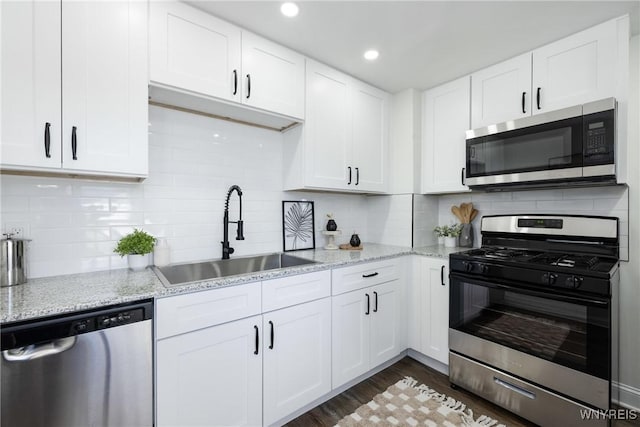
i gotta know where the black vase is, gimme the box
[326,219,337,231]
[350,233,361,247]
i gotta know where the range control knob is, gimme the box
[542,273,558,285]
[566,276,584,289]
[479,264,489,274]
[462,261,473,272]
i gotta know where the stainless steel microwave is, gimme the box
[465,98,616,190]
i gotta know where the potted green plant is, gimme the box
[114,228,156,271]
[434,224,463,247]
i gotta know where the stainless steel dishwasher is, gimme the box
[1,299,153,427]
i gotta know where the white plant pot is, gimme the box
[437,236,445,245]
[127,254,150,271]
[444,236,458,248]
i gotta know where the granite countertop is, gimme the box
[1,243,466,324]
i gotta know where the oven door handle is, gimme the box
[450,273,609,307]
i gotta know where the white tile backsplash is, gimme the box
[0,106,373,278]
[427,185,629,260]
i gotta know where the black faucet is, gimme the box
[221,185,244,259]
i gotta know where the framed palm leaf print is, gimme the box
[282,201,315,251]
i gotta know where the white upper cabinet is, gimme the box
[1,0,148,178]
[149,1,241,102]
[61,1,148,176]
[532,18,618,113]
[471,53,532,129]
[301,60,351,189]
[351,81,389,192]
[149,1,305,120]
[242,32,305,119]
[1,1,61,169]
[283,60,389,193]
[422,76,471,194]
[471,16,624,129]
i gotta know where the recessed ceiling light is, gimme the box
[280,2,299,17]
[364,50,379,61]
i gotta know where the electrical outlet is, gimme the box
[3,223,29,238]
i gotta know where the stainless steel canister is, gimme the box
[1,233,30,287]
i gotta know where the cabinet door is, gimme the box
[351,81,389,192]
[369,280,401,367]
[241,32,305,119]
[149,1,241,102]
[422,76,470,194]
[0,1,61,169]
[263,298,331,425]
[61,1,148,176]
[157,315,262,427]
[471,53,532,128]
[420,258,449,365]
[332,290,370,388]
[532,19,617,113]
[304,60,351,190]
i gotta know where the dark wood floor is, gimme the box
[286,356,640,427]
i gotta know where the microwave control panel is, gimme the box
[583,109,614,165]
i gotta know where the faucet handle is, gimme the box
[236,220,245,240]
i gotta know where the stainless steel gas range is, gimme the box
[448,215,619,427]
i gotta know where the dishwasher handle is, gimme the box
[3,336,77,362]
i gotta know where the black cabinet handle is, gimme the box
[521,92,526,114]
[373,291,378,313]
[246,74,251,99]
[254,325,259,355]
[71,126,78,160]
[44,122,51,158]
[362,272,379,278]
[441,265,445,286]
[347,166,352,185]
[355,167,360,185]
[536,87,541,110]
[233,70,238,95]
[461,168,465,186]
[269,320,274,350]
[365,293,370,315]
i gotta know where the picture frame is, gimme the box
[282,200,315,252]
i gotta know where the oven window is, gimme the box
[467,117,583,177]
[450,277,609,379]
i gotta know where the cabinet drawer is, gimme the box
[262,270,330,312]
[156,282,261,339]
[332,259,399,295]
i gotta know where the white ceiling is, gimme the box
[187,1,640,94]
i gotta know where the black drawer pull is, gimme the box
[521,91,526,114]
[365,293,370,315]
[44,122,51,158]
[246,74,251,99]
[461,168,465,186]
[269,320,274,350]
[536,87,541,110]
[362,272,379,278]
[441,265,445,286]
[347,166,352,185]
[71,126,78,160]
[373,291,378,312]
[254,325,259,355]
[233,69,238,95]
[355,167,359,185]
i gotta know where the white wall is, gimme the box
[366,194,413,247]
[0,106,374,278]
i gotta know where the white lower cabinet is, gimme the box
[156,315,263,427]
[411,257,450,365]
[332,280,401,388]
[263,298,332,425]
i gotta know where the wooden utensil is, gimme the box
[451,206,464,223]
[470,209,478,222]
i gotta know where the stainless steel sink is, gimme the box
[154,253,317,286]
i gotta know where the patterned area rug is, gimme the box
[335,377,506,427]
